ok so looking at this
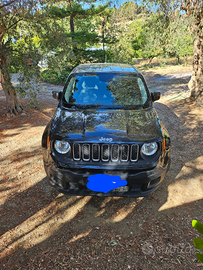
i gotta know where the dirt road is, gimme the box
[0,68,203,270]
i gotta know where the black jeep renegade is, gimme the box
[42,63,170,197]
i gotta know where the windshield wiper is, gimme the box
[65,103,101,109]
[64,103,144,110]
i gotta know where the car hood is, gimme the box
[51,107,162,142]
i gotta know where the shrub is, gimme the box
[192,220,203,263]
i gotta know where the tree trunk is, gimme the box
[67,0,77,52]
[0,57,22,116]
[148,56,154,68]
[177,54,180,64]
[188,38,203,104]
[70,15,77,52]
[183,55,187,66]
[182,0,203,104]
[100,15,107,63]
[70,15,74,34]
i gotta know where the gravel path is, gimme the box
[0,70,203,270]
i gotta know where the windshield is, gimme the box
[63,73,149,108]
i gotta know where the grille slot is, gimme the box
[92,144,100,161]
[73,143,138,162]
[101,144,109,161]
[111,144,119,161]
[121,145,129,161]
[82,144,90,161]
[73,143,80,160]
[130,144,138,162]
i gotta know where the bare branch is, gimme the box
[6,18,23,32]
[162,0,172,25]
[0,0,15,9]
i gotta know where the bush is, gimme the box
[41,70,57,84]
[192,220,203,264]
[40,69,70,85]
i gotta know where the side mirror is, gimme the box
[151,91,161,102]
[52,91,62,101]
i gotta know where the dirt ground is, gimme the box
[0,66,203,270]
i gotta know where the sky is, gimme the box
[87,0,142,8]
[113,0,142,7]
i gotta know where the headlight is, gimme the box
[54,140,70,154]
[141,142,158,156]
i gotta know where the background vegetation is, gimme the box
[39,0,194,85]
[1,0,202,115]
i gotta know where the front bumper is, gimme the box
[44,162,170,197]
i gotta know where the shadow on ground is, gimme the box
[1,99,202,269]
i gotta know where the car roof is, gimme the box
[71,63,140,74]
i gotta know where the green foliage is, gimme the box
[133,12,170,60]
[13,31,42,108]
[39,1,195,81]
[109,3,146,62]
[164,14,193,63]
[132,20,146,58]
[130,7,193,65]
[111,1,143,22]
[39,1,116,84]
[192,220,203,264]
[41,69,59,84]
[192,220,203,237]
[193,238,203,251]
[1,0,199,114]
[41,69,71,85]
[47,2,108,19]
[109,20,139,63]
[0,1,46,112]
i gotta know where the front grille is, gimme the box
[73,143,138,162]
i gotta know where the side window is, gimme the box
[64,77,76,103]
[137,77,148,104]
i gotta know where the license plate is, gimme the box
[86,174,128,193]
[111,185,129,192]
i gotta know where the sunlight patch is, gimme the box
[68,230,92,243]
[159,156,203,211]
[108,199,143,223]
[159,178,203,211]
[0,196,91,258]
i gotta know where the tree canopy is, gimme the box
[142,0,203,102]
[0,0,202,116]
